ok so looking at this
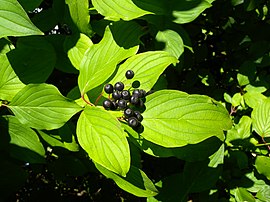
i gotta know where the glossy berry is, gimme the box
[103,99,112,109]
[114,82,124,91]
[132,89,142,98]
[104,84,113,94]
[128,117,139,128]
[121,90,130,100]
[139,89,146,97]
[125,70,134,79]
[124,108,134,118]
[134,111,143,122]
[112,91,121,100]
[118,99,127,109]
[111,101,118,110]
[130,95,139,105]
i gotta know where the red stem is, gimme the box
[81,94,94,106]
[94,93,104,105]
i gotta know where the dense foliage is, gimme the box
[0,0,270,201]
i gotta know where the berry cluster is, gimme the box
[103,70,146,129]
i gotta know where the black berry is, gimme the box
[114,82,124,91]
[112,91,121,100]
[133,89,142,98]
[111,101,118,110]
[103,99,112,109]
[104,84,113,94]
[139,89,146,97]
[122,90,130,100]
[118,99,127,109]
[125,70,134,79]
[134,111,143,122]
[130,95,139,105]
[124,108,134,118]
[128,117,139,128]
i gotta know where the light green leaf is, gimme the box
[232,93,243,107]
[78,26,138,94]
[8,84,82,130]
[5,116,45,163]
[155,30,184,59]
[7,36,56,84]
[65,33,93,70]
[92,0,153,21]
[244,92,266,109]
[109,51,178,92]
[255,156,270,181]
[0,0,43,38]
[0,54,25,101]
[141,90,232,147]
[65,0,93,36]
[235,188,255,202]
[245,85,267,93]
[251,98,270,137]
[77,106,130,176]
[95,163,158,197]
[256,185,270,202]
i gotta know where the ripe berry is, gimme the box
[118,99,127,109]
[134,111,143,122]
[124,108,134,118]
[112,91,121,100]
[132,89,142,98]
[121,90,130,100]
[114,82,124,91]
[125,70,134,79]
[128,117,139,128]
[111,101,118,110]
[130,95,139,105]
[103,99,112,109]
[139,89,146,97]
[104,84,113,94]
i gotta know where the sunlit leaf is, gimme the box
[255,156,270,181]
[235,187,255,202]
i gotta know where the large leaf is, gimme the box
[8,84,82,130]
[141,90,232,148]
[4,116,45,163]
[255,156,270,181]
[77,106,130,176]
[251,98,270,137]
[235,188,255,202]
[0,0,43,38]
[78,26,138,94]
[0,54,25,101]
[92,0,153,21]
[95,163,158,197]
[17,0,43,11]
[7,36,56,84]
[65,0,92,36]
[109,51,178,92]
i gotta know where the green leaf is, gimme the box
[244,92,266,109]
[78,26,138,94]
[155,30,184,59]
[109,51,178,92]
[65,0,93,36]
[8,84,82,130]
[65,33,93,70]
[231,93,243,107]
[17,0,43,11]
[7,36,56,84]
[255,156,270,181]
[141,90,232,147]
[95,163,158,197]
[251,98,270,137]
[4,116,45,163]
[256,185,270,202]
[0,54,25,101]
[235,188,255,202]
[92,0,153,21]
[77,106,130,176]
[0,0,43,38]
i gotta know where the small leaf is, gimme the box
[77,106,130,176]
[109,51,178,92]
[0,54,25,101]
[235,187,255,202]
[65,0,93,36]
[0,0,43,38]
[232,93,243,107]
[92,0,153,21]
[255,156,270,181]
[251,98,270,137]
[141,90,232,147]
[256,185,270,202]
[78,26,138,94]
[155,30,184,59]
[5,116,45,163]
[95,163,158,197]
[65,33,93,70]
[8,84,82,130]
